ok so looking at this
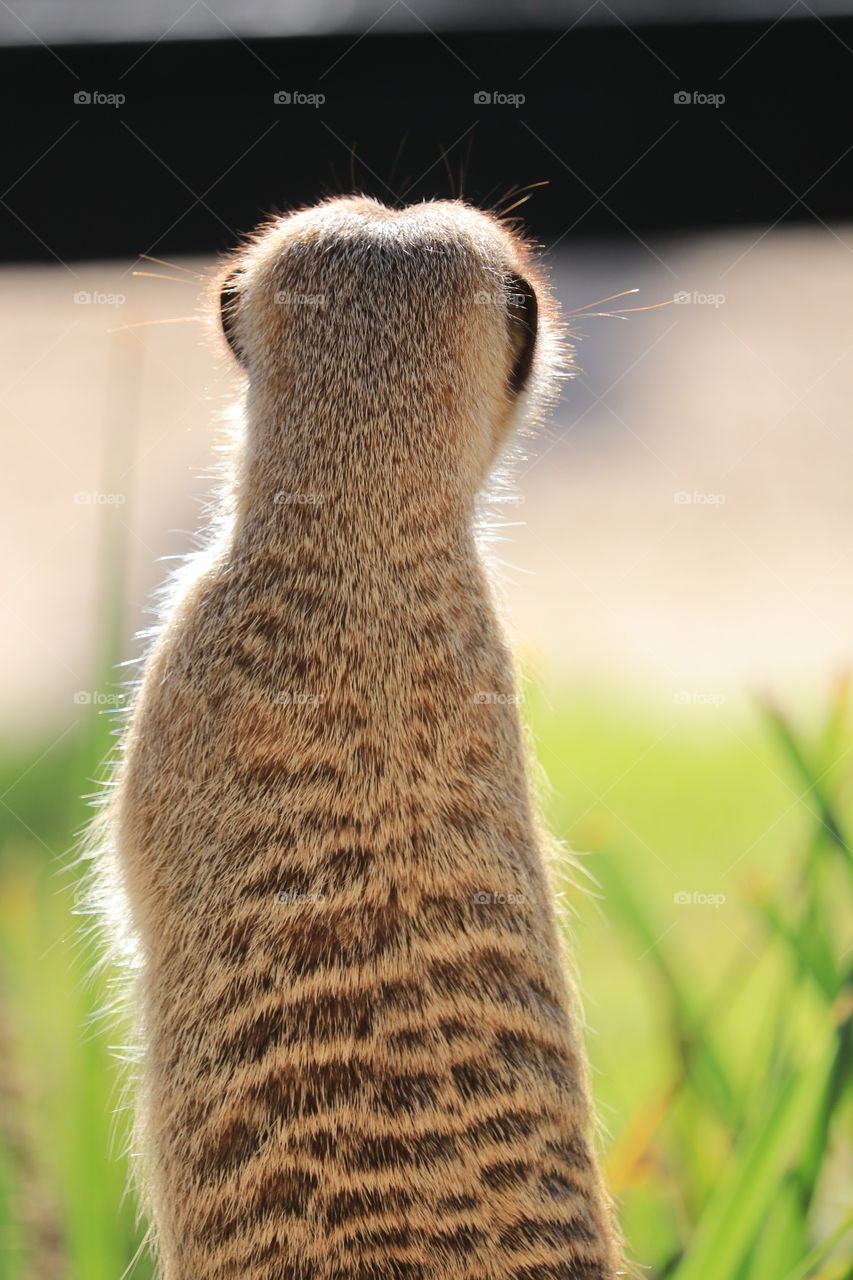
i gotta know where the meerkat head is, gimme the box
[215,196,563,512]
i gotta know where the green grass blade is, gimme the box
[781,1205,853,1280]
[594,850,740,1128]
[672,1038,837,1280]
[757,698,852,869]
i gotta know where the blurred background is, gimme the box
[1,2,852,1278]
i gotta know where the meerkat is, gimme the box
[102,195,624,1280]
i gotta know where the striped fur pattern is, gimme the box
[108,197,623,1278]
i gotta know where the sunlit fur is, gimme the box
[102,196,623,1279]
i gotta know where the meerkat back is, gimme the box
[107,196,623,1280]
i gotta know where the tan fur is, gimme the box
[105,196,623,1279]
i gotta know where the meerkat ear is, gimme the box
[220,268,245,365]
[505,273,538,396]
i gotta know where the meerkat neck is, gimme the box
[229,386,481,558]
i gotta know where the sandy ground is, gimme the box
[2,223,852,734]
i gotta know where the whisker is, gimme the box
[498,193,536,217]
[611,299,677,313]
[571,298,678,322]
[493,180,549,214]
[132,271,197,285]
[387,133,409,197]
[459,128,476,201]
[439,141,455,199]
[138,254,205,278]
[566,289,640,315]
[482,181,513,211]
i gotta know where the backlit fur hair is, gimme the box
[98,196,624,1279]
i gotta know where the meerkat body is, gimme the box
[108,197,622,1279]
